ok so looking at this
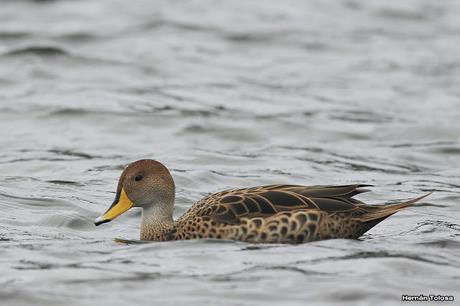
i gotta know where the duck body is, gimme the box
[95,160,428,244]
[141,184,424,243]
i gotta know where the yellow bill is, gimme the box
[94,188,133,226]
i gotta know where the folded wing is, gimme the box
[206,184,372,224]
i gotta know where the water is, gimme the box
[1,0,459,305]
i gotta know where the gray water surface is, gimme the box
[0,1,459,305]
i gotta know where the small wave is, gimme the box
[0,31,31,39]
[113,238,149,245]
[54,32,99,42]
[45,108,92,116]
[41,107,146,118]
[390,141,456,148]
[417,239,460,248]
[306,250,452,266]
[329,110,394,123]
[414,220,460,232]
[46,180,84,186]
[375,7,441,22]
[2,46,69,57]
[430,146,460,155]
[224,32,284,43]
[48,149,97,160]
[37,213,95,230]
[22,0,59,3]
[87,164,126,172]
[0,235,11,241]
[65,272,163,284]
[246,265,331,276]
[13,259,114,271]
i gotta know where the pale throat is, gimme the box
[140,199,174,236]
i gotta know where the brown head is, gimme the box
[94,159,175,226]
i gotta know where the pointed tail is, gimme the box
[359,192,431,222]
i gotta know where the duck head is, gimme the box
[94,159,175,226]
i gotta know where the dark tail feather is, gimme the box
[359,192,431,223]
[353,192,431,237]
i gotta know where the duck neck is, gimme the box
[140,200,175,241]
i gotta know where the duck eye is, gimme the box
[134,175,143,182]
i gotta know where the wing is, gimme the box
[189,184,372,225]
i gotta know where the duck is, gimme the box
[94,159,429,243]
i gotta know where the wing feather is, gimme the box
[201,184,370,224]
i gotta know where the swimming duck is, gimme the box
[94,159,429,243]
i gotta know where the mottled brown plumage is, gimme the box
[95,159,429,243]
